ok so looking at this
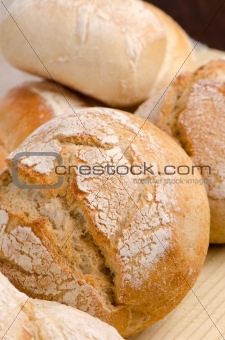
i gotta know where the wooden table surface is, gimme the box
[147,0,225,50]
[131,246,225,340]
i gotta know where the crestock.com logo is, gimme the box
[12,152,212,189]
[12,152,64,190]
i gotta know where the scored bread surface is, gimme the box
[136,60,225,243]
[0,108,209,337]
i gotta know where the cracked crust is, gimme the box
[136,60,225,243]
[0,108,209,337]
[0,80,95,171]
[0,272,123,340]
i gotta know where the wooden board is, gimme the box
[0,46,225,340]
[131,246,225,340]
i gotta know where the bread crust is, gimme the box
[0,1,196,107]
[0,0,167,107]
[146,3,195,92]
[0,81,94,171]
[136,60,225,243]
[0,108,209,337]
[0,272,123,339]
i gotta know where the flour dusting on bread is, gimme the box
[118,183,174,288]
[0,209,9,226]
[0,108,210,337]
[30,82,89,117]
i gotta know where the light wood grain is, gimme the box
[130,246,225,340]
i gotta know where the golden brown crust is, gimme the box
[0,146,8,171]
[0,85,53,153]
[0,81,94,171]
[0,108,209,337]
[143,60,225,243]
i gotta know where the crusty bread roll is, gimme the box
[0,0,195,107]
[135,60,225,244]
[0,272,123,340]
[0,80,95,171]
[0,108,209,337]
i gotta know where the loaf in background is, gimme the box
[0,0,195,107]
[135,60,225,243]
[0,80,97,171]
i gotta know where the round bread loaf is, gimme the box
[0,80,95,171]
[0,0,194,107]
[0,272,123,340]
[135,60,225,243]
[0,108,209,337]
